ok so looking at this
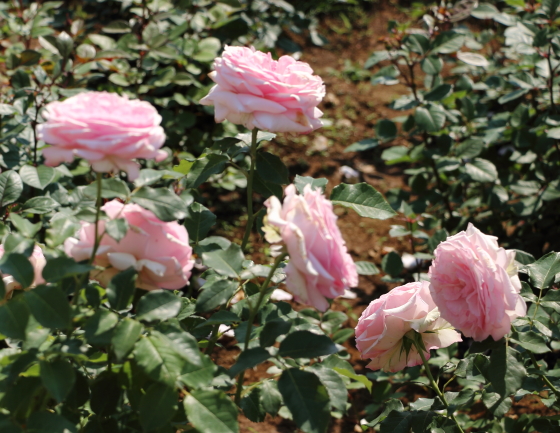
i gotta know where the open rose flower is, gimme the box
[36,91,166,180]
[0,245,46,295]
[355,281,462,373]
[263,184,358,311]
[428,223,526,342]
[200,46,325,133]
[65,200,194,291]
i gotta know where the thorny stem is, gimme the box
[414,340,465,433]
[528,352,560,401]
[235,252,287,405]
[547,44,555,113]
[89,172,103,264]
[240,129,259,251]
[406,60,419,102]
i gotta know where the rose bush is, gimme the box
[355,281,462,372]
[263,183,358,311]
[429,223,526,341]
[200,46,325,133]
[65,199,194,291]
[37,92,167,180]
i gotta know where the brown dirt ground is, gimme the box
[207,5,559,432]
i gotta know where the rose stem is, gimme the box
[240,128,259,251]
[234,252,287,405]
[89,172,103,264]
[414,340,466,433]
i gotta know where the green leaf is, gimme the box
[260,380,282,416]
[0,253,34,288]
[344,138,380,153]
[513,330,550,354]
[278,330,338,359]
[84,178,130,199]
[0,298,29,340]
[333,367,372,392]
[528,252,560,289]
[26,412,77,433]
[432,33,464,54]
[39,359,75,403]
[106,268,137,311]
[379,410,413,433]
[241,387,266,422]
[256,152,289,184]
[278,368,330,433]
[134,331,185,386]
[11,70,31,89]
[112,318,143,362]
[131,187,187,222]
[471,2,499,19]
[455,138,485,158]
[21,196,59,214]
[498,89,529,104]
[184,389,239,433]
[105,218,128,242]
[195,279,238,313]
[421,56,443,75]
[84,310,119,346]
[376,119,397,142]
[202,243,244,278]
[228,347,271,377]
[24,285,71,329]
[137,290,182,322]
[309,364,347,412]
[260,318,292,347]
[185,202,216,243]
[57,31,73,58]
[42,257,93,282]
[423,84,453,101]
[90,372,121,416]
[9,214,41,238]
[414,105,446,132]
[185,154,229,189]
[465,158,498,182]
[139,382,178,431]
[355,261,380,275]
[294,175,328,193]
[19,166,56,190]
[103,20,131,34]
[0,170,23,207]
[488,345,526,398]
[330,183,396,220]
[382,251,403,277]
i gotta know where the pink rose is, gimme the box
[428,223,526,341]
[65,200,194,291]
[200,46,325,133]
[263,184,358,311]
[0,245,46,294]
[355,281,462,373]
[36,91,166,180]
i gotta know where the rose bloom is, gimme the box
[263,184,358,311]
[429,223,526,342]
[0,245,46,295]
[355,281,462,373]
[36,91,166,180]
[200,46,325,133]
[65,200,194,291]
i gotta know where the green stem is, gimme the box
[414,340,465,433]
[528,352,560,401]
[89,172,103,264]
[240,129,259,251]
[235,252,287,405]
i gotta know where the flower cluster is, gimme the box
[356,224,526,372]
